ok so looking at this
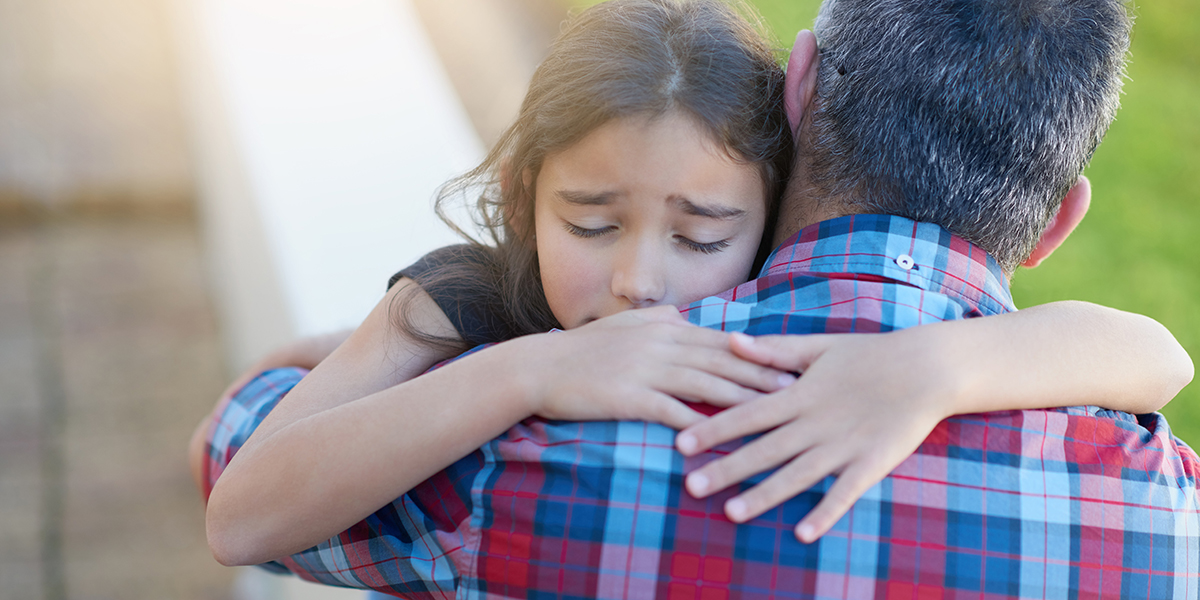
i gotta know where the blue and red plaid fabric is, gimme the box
[205,215,1200,598]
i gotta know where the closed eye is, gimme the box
[563,222,614,239]
[676,236,731,254]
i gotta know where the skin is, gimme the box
[534,111,767,326]
[199,115,794,566]
[674,31,1194,542]
[194,35,1192,567]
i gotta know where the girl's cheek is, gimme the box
[539,236,609,325]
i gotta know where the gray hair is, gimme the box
[808,0,1131,271]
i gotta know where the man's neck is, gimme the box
[771,174,852,247]
[770,179,1017,283]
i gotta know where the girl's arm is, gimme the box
[677,300,1193,542]
[188,328,353,495]
[205,304,794,566]
[186,278,457,497]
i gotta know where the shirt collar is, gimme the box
[762,214,1016,315]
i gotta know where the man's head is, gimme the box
[778,0,1131,273]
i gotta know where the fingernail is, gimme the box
[687,472,709,495]
[726,498,748,521]
[796,523,816,543]
[732,332,754,346]
[777,373,797,387]
[677,433,698,454]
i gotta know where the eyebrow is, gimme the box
[671,195,747,220]
[556,191,747,220]
[557,191,618,206]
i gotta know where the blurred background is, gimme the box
[0,0,1194,598]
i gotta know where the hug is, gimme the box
[192,0,1199,597]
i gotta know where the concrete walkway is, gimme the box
[0,208,235,599]
[0,0,565,598]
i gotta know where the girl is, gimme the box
[195,0,1191,566]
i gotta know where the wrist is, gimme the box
[892,325,971,419]
[921,323,984,417]
[477,335,548,420]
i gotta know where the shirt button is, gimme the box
[895,254,916,270]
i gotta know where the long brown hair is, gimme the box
[396,0,793,353]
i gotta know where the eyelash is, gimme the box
[677,237,731,255]
[562,222,731,254]
[563,222,613,238]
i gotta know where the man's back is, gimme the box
[209,215,1200,598]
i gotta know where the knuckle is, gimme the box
[649,398,678,423]
[697,418,737,447]
[711,380,749,402]
[742,439,788,470]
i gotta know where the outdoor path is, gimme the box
[0,0,566,598]
[0,209,235,600]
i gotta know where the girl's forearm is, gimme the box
[921,300,1192,417]
[204,278,467,565]
[237,280,458,450]
[206,337,540,567]
[188,329,355,498]
[204,306,779,566]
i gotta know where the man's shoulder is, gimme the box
[682,216,1017,334]
[918,407,1200,483]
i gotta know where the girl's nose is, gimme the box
[610,241,666,307]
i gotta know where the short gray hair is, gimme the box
[809,0,1131,271]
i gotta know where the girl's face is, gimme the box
[533,111,768,329]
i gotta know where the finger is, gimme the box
[676,389,804,455]
[665,323,739,349]
[584,306,686,332]
[638,391,707,430]
[722,444,846,524]
[729,333,840,372]
[677,346,797,393]
[794,458,886,543]
[630,305,687,324]
[660,367,765,407]
[684,423,815,499]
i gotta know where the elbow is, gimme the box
[205,496,276,567]
[208,525,276,567]
[207,518,259,567]
[1169,346,1195,402]
[208,537,249,568]
[1145,317,1194,411]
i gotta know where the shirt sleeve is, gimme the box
[201,367,308,576]
[388,244,515,346]
[201,367,309,502]
[202,357,494,594]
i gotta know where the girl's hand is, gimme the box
[518,306,798,430]
[675,331,950,543]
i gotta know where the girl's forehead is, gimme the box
[547,112,729,172]
[534,112,767,218]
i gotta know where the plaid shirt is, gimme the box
[205,215,1200,599]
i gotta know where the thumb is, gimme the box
[729,333,836,372]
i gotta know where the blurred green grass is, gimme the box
[572,0,1199,444]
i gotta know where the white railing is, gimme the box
[170,0,484,597]
[172,0,483,370]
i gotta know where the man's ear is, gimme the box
[1022,175,1091,268]
[784,30,820,138]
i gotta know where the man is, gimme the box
[201,0,1199,597]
